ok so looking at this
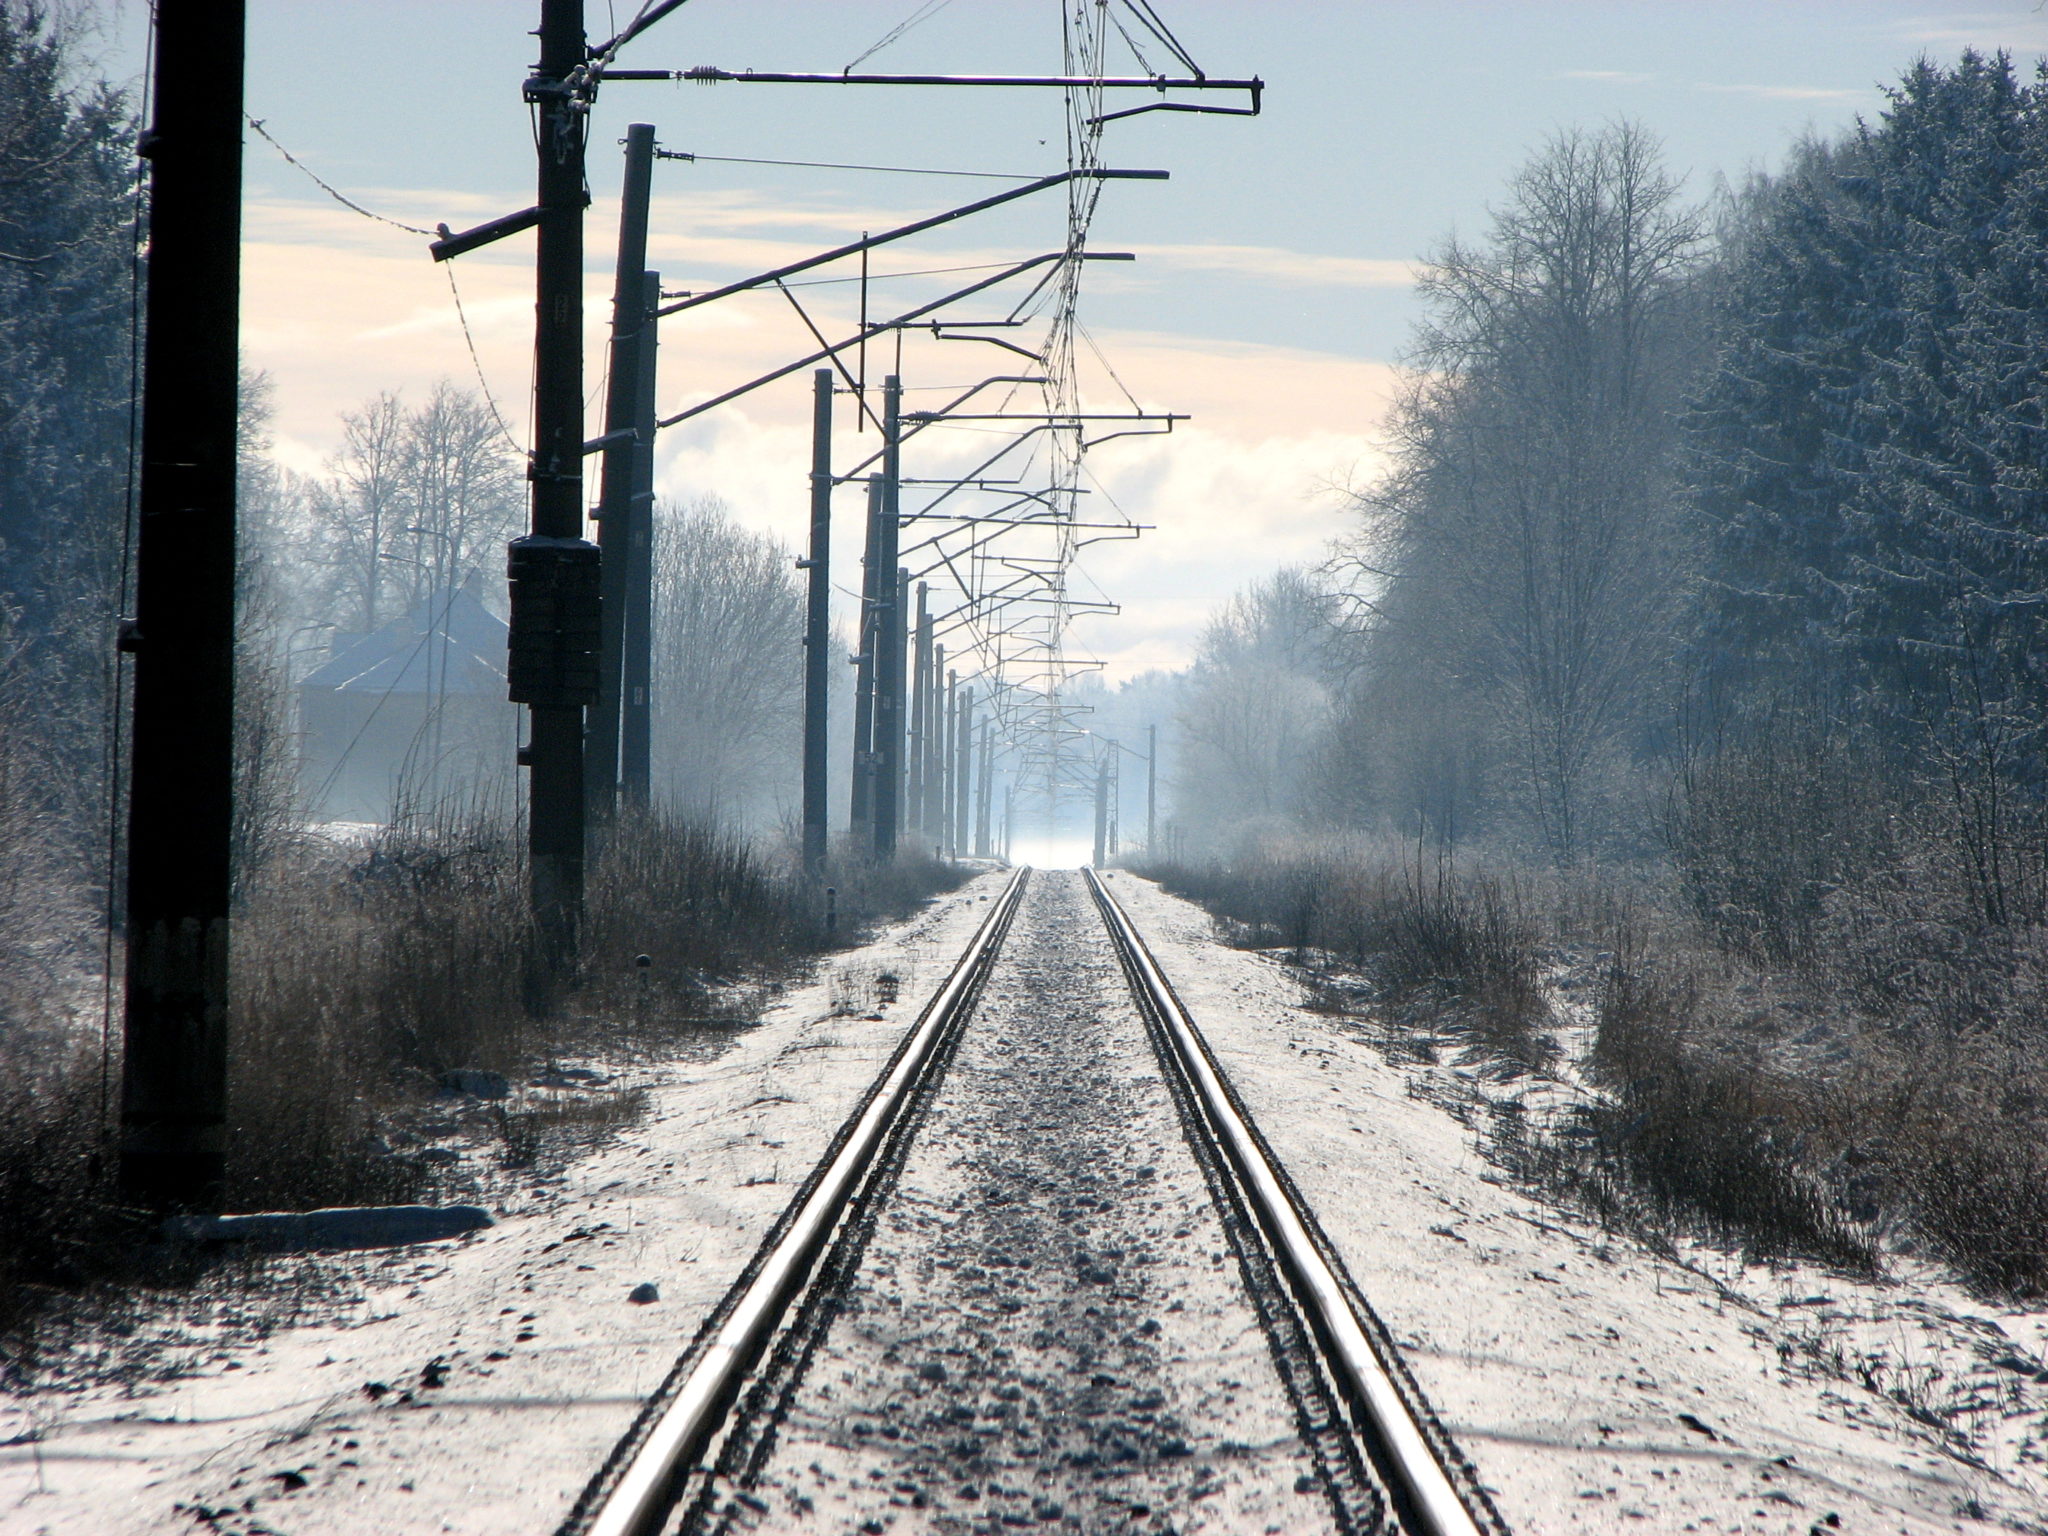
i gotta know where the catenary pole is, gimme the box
[848,475,882,847]
[908,582,930,847]
[872,377,903,859]
[942,666,958,857]
[802,369,833,870]
[932,645,949,852]
[1146,722,1157,854]
[1093,757,1110,868]
[621,268,658,808]
[588,123,656,827]
[118,0,246,1212]
[1109,750,1120,860]
[507,0,599,996]
[975,716,993,857]
[922,632,942,840]
[954,683,973,858]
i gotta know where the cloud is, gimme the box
[642,336,1396,680]
[1694,82,1868,103]
[1886,12,2048,53]
[239,184,1401,677]
[1125,243,1415,290]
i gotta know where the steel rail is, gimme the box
[1084,868,1490,1536]
[573,868,1028,1536]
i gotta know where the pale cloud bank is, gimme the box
[241,187,1399,675]
[1695,82,1868,103]
[1887,12,2048,54]
[1126,244,1416,290]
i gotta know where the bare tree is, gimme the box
[392,382,521,611]
[307,383,520,635]
[1356,122,1705,857]
[313,391,410,634]
[1175,569,1339,842]
[652,496,805,828]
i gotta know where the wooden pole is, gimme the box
[118,0,246,1211]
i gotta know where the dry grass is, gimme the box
[1143,830,2048,1295]
[0,809,963,1342]
[1140,834,1555,1072]
[1555,938,1872,1267]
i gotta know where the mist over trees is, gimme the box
[1139,56,2048,1294]
[304,384,524,640]
[1166,57,2048,944]
[652,496,808,831]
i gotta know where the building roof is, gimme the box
[300,587,509,698]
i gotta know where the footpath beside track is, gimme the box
[563,869,1502,1536]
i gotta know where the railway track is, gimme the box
[558,868,1505,1536]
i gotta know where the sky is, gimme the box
[91,1,2048,680]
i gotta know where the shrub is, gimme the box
[0,809,964,1335]
[1141,834,1552,1071]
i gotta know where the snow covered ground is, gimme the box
[0,876,1008,1536]
[1106,871,2048,1535]
[5,867,2046,1534]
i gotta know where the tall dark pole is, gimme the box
[507,0,598,992]
[931,644,949,850]
[621,268,658,809]
[922,631,943,840]
[118,0,246,1212]
[953,682,973,858]
[802,368,833,870]
[588,123,656,828]
[848,475,882,847]
[1093,757,1110,868]
[1108,749,1120,860]
[872,377,904,860]
[1146,722,1157,854]
[975,716,994,858]
[908,582,929,847]
[942,665,958,856]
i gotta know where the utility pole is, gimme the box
[588,123,655,828]
[954,682,973,858]
[1108,749,1120,860]
[975,716,994,858]
[1093,756,1110,868]
[848,475,881,848]
[943,667,959,857]
[908,583,930,848]
[1146,721,1157,854]
[931,645,949,851]
[801,368,832,870]
[507,0,599,992]
[923,634,943,841]
[118,0,245,1212]
[872,377,903,860]
[621,267,658,809]
[1003,782,1014,864]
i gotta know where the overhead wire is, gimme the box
[845,0,959,72]
[245,114,522,454]
[245,116,434,236]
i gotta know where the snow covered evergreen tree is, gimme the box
[1685,52,2048,925]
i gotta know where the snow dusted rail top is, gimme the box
[567,868,1030,1536]
[1084,868,1491,1536]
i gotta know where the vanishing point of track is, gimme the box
[558,869,1508,1536]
